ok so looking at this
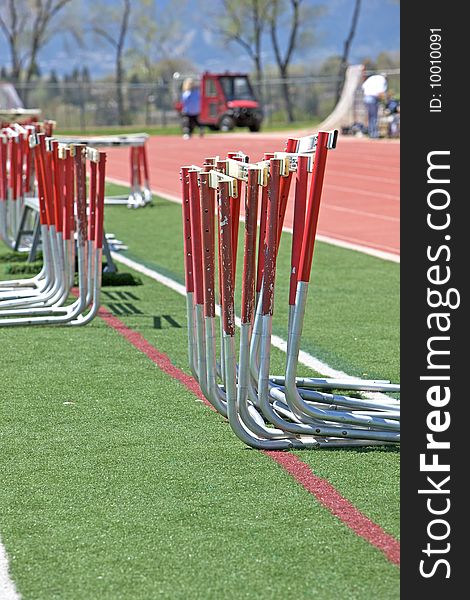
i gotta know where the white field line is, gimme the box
[315,234,399,263]
[111,252,390,383]
[0,538,20,600]
[105,176,400,264]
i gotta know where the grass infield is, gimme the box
[54,120,320,138]
[0,185,399,599]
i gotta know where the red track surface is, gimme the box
[105,133,399,256]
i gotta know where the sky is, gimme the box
[0,0,399,78]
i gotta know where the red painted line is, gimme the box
[96,306,400,567]
[97,306,213,410]
[263,450,400,566]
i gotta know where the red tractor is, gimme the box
[175,71,263,133]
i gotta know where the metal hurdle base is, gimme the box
[104,191,151,209]
[55,134,153,209]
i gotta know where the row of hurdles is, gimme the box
[0,120,154,326]
[180,130,400,449]
[0,121,106,326]
[1,120,400,449]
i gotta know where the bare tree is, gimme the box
[125,0,191,125]
[268,0,307,122]
[0,0,25,82]
[217,0,271,90]
[127,0,185,82]
[91,0,131,125]
[335,0,361,104]
[0,0,72,90]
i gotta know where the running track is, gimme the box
[105,133,400,256]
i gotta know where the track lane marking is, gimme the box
[325,183,399,202]
[322,204,400,222]
[0,537,20,600]
[264,452,400,565]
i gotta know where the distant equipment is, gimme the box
[0,82,41,118]
[174,71,263,133]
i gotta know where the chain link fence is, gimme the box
[12,70,399,131]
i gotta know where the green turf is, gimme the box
[4,261,43,274]
[96,256,400,541]
[0,183,400,598]
[0,320,398,599]
[98,265,400,538]
[102,187,401,538]
[0,312,399,599]
[54,120,320,138]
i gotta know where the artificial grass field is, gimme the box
[0,186,399,599]
[54,120,320,138]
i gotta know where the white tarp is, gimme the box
[0,83,24,109]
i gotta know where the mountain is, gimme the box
[0,0,399,78]
[190,0,399,73]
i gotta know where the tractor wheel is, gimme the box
[219,115,235,132]
[249,122,261,132]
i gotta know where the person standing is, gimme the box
[180,78,203,139]
[361,72,387,138]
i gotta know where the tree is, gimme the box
[268,0,320,122]
[0,0,24,82]
[44,69,59,102]
[124,1,193,125]
[47,69,58,85]
[24,0,72,89]
[0,0,72,92]
[318,55,342,76]
[217,0,271,90]
[335,0,361,104]
[375,51,400,70]
[91,0,131,125]
[126,0,186,83]
[81,66,91,83]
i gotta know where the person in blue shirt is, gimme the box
[181,78,203,139]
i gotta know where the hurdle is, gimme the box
[0,120,56,254]
[55,133,151,208]
[181,130,400,449]
[0,108,42,128]
[0,123,36,250]
[0,126,106,327]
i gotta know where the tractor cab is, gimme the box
[174,71,263,133]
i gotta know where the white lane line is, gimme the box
[326,169,399,185]
[315,234,400,262]
[111,252,394,382]
[0,538,20,600]
[105,176,400,264]
[325,183,399,202]
[322,204,400,222]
